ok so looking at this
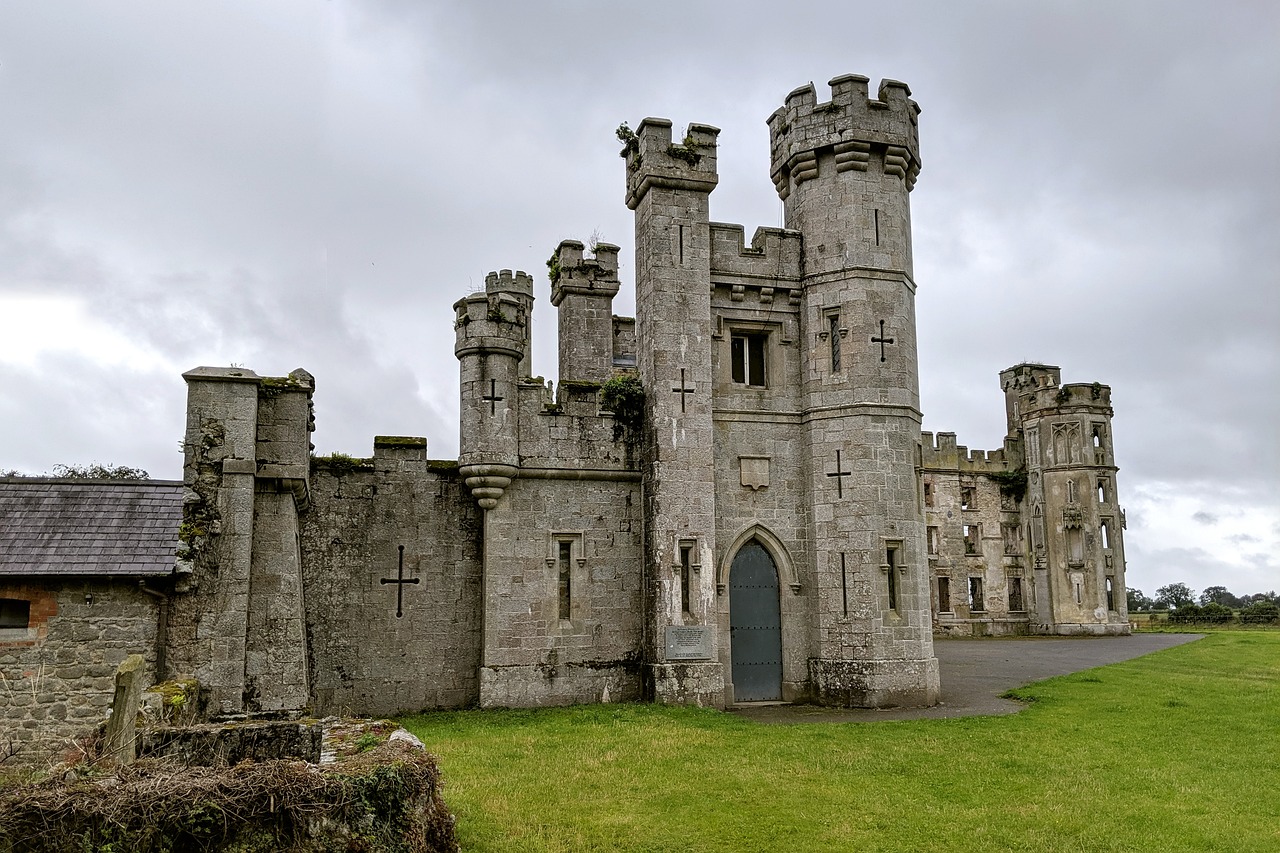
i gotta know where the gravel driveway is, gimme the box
[730,633,1203,724]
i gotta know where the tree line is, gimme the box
[1127,583,1279,624]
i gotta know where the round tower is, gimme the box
[454,269,532,509]
[769,76,937,706]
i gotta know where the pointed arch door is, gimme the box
[729,541,783,701]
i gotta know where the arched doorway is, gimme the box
[729,541,782,701]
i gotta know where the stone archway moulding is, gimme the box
[716,524,800,595]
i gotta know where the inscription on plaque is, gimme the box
[664,625,713,661]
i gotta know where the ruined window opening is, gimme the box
[1008,576,1025,612]
[923,481,934,507]
[927,526,940,555]
[885,543,900,612]
[1002,523,1022,556]
[731,333,767,387]
[963,524,979,555]
[557,540,572,620]
[960,486,975,510]
[1092,425,1104,449]
[1097,479,1108,503]
[829,313,841,372]
[0,598,30,629]
[679,542,693,614]
[937,576,951,613]
[1100,520,1111,550]
[969,577,985,612]
[1105,576,1116,611]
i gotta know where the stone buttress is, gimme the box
[169,367,314,717]
[770,76,939,705]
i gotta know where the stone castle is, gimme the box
[2,75,1129,747]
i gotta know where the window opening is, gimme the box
[963,524,979,555]
[557,540,572,620]
[679,543,693,614]
[1074,579,1083,605]
[1105,576,1115,611]
[885,544,899,612]
[927,526,940,555]
[1067,527,1084,563]
[923,481,934,507]
[1008,576,1025,612]
[840,552,848,617]
[1098,479,1108,503]
[1002,523,1022,555]
[829,314,841,372]
[960,486,975,510]
[0,598,30,629]
[731,334,767,387]
[1092,425,1104,448]
[969,577,985,612]
[937,577,951,613]
[873,208,880,246]
[1067,479,1077,503]
[1100,520,1111,550]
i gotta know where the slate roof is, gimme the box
[0,478,183,576]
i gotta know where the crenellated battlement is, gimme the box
[709,223,803,284]
[767,75,920,200]
[550,239,621,305]
[453,269,531,361]
[623,118,720,210]
[921,431,1012,473]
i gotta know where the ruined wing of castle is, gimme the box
[2,76,1129,740]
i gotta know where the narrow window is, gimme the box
[730,334,767,387]
[969,577,985,612]
[885,544,899,612]
[840,552,848,617]
[0,598,30,629]
[1097,479,1108,503]
[1067,479,1077,503]
[1100,520,1111,550]
[937,577,951,613]
[679,543,693,614]
[558,540,572,620]
[927,526,940,555]
[873,208,880,245]
[1092,425,1104,449]
[963,524,979,555]
[923,481,934,507]
[960,486,975,510]
[829,314,841,372]
[1008,576,1025,612]
[1031,503,1045,551]
[1074,579,1083,605]
[1105,576,1116,611]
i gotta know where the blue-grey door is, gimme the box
[729,542,782,701]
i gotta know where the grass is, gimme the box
[401,632,1280,852]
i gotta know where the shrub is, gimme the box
[1169,604,1203,624]
[1198,602,1234,624]
[1240,600,1280,624]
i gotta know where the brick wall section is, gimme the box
[0,580,157,764]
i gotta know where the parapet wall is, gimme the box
[709,223,802,286]
[768,75,921,199]
[921,431,1018,473]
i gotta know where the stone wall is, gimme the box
[0,579,157,765]
[301,447,483,716]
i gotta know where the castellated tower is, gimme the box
[769,76,938,704]
[551,240,621,384]
[624,119,726,705]
[1002,364,1128,634]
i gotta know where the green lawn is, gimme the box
[401,633,1280,852]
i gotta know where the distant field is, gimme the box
[401,632,1280,852]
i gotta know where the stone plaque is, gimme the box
[664,625,713,661]
[739,456,770,491]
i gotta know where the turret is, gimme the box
[550,239,621,384]
[623,117,725,707]
[454,270,532,509]
[773,76,937,707]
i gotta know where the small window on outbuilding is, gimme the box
[731,333,767,387]
[0,599,30,629]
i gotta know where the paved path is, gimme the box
[731,634,1203,724]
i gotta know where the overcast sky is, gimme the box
[1,1,1276,599]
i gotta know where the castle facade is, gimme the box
[158,75,1128,719]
